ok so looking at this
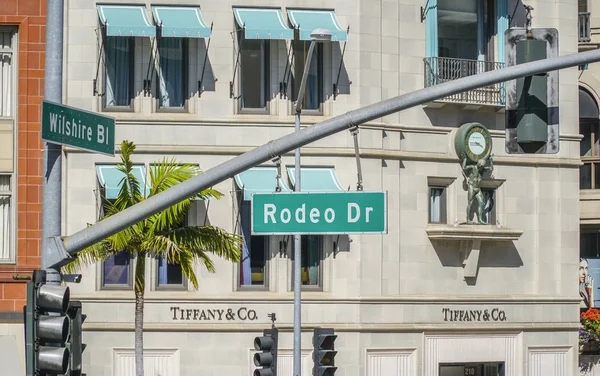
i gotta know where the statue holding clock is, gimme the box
[454,123,495,225]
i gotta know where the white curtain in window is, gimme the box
[105,37,131,107]
[0,31,13,117]
[430,189,441,222]
[0,176,10,260]
[158,37,184,108]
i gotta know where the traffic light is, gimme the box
[24,270,71,376]
[312,327,337,376]
[67,301,87,376]
[253,328,278,376]
[505,27,559,154]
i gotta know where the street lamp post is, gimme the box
[293,28,332,376]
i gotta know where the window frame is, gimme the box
[0,26,17,119]
[480,188,496,225]
[237,199,270,290]
[291,40,324,115]
[102,34,135,112]
[155,254,188,291]
[100,250,134,290]
[98,197,134,290]
[0,174,14,263]
[155,37,190,113]
[428,185,447,224]
[291,235,324,291]
[581,118,600,189]
[237,32,271,114]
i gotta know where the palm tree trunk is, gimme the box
[134,255,146,376]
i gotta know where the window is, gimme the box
[0,28,15,117]
[157,256,185,288]
[481,188,496,225]
[292,235,323,290]
[101,250,133,288]
[581,119,600,189]
[239,36,269,111]
[429,186,447,223]
[239,200,268,288]
[0,175,11,261]
[157,37,188,109]
[104,36,134,109]
[581,231,600,310]
[292,41,323,112]
[99,198,133,289]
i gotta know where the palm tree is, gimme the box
[64,140,241,376]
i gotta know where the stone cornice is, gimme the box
[81,322,580,332]
[64,145,584,168]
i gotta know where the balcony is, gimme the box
[424,56,505,108]
[580,12,591,43]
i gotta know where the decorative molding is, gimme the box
[72,295,581,304]
[82,322,580,333]
[427,176,456,186]
[424,333,520,376]
[63,144,584,168]
[528,346,571,376]
[113,348,180,376]
[367,349,415,376]
[426,225,523,279]
[426,225,523,241]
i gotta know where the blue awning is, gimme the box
[287,9,348,41]
[233,7,294,40]
[97,4,156,37]
[96,165,150,199]
[287,167,345,192]
[234,166,291,200]
[151,6,211,38]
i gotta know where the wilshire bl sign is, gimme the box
[251,192,387,235]
[41,100,115,156]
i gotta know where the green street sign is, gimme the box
[41,100,115,156]
[251,192,387,235]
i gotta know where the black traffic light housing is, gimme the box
[312,327,337,376]
[253,328,278,376]
[505,27,559,154]
[24,269,71,376]
[67,301,87,376]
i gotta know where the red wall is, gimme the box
[0,0,46,312]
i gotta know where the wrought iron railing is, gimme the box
[424,56,505,106]
[580,12,591,43]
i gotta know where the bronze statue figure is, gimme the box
[462,153,494,224]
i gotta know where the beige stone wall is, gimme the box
[63,0,582,375]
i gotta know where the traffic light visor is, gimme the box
[253,369,274,376]
[318,334,337,349]
[253,352,274,367]
[37,315,69,342]
[38,285,70,313]
[38,346,70,374]
[254,335,274,351]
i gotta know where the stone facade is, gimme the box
[60,0,581,375]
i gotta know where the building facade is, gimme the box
[62,0,581,375]
[0,0,46,371]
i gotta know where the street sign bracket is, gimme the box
[350,126,363,191]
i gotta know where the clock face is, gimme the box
[463,125,491,161]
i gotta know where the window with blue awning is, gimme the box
[96,165,150,200]
[151,5,211,38]
[286,166,345,192]
[286,9,348,41]
[234,166,291,201]
[233,7,294,40]
[97,4,156,37]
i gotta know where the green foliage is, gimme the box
[63,140,242,290]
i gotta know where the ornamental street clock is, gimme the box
[454,123,493,163]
